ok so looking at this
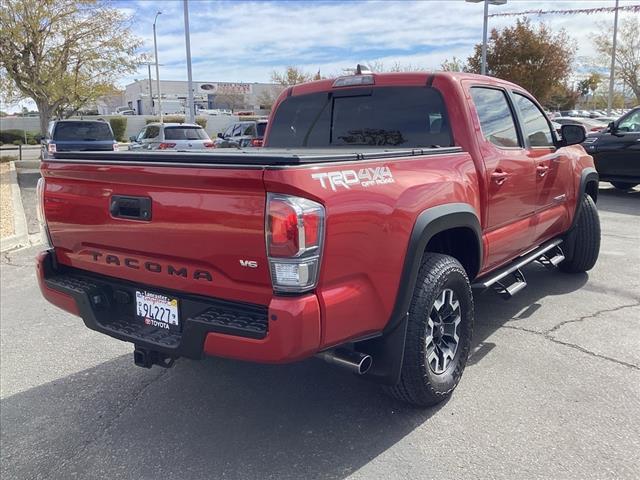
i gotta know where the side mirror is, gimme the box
[607,121,616,133]
[560,124,586,146]
[217,132,223,138]
[129,135,136,142]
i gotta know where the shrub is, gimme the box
[0,129,41,144]
[195,116,207,128]
[108,117,127,142]
[0,129,26,144]
[146,115,185,124]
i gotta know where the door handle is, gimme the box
[536,164,549,177]
[110,195,152,221]
[491,170,508,185]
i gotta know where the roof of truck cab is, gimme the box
[288,71,523,97]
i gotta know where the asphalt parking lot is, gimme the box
[1,184,639,480]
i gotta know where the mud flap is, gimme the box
[356,313,408,386]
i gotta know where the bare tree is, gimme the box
[214,93,246,111]
[0,0,142,133]
[594,18,640,104]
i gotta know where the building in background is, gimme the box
[123,80,282,115]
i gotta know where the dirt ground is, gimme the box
[0,163,15,238]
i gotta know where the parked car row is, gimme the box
[583,106,640,190]
[552,108,632,119]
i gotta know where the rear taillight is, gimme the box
[204,141,215,148]
[250,138,263,147]
[266,194,325,293]
[36,178,53,249]
[158,142,176,150]
[113,143,119,151]
[47,143,56,154]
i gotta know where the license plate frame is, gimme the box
[135,290,180,332]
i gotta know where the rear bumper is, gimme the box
[36,250,321,363]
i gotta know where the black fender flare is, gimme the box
[358,203,482,385]
[568,167,599,232]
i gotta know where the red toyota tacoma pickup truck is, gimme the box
[36,71,600,406]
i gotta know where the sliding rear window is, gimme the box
[268,86,452,148]
[164,126,209,140]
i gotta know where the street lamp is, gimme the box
[153,11,163,122]
[607,0,619,115]
[183,0,195,123]
[466,0,507,76]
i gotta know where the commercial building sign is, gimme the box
[198,82,252,94]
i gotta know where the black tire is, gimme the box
[386,253,474,407]
[560,194,601,273]
[611,181,638,191]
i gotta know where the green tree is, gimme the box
[0,0,142,134]
[577,72,602,97]
[594,18,640,104]
[467,18,576,104]
[547,83,580,110]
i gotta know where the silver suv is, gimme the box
[128,123,214,151]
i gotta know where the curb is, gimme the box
[1,161,30,252]
[14,159,41,169]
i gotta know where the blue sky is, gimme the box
[3,0,636,112]
[115,0,638,86]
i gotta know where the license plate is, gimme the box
[135,290,180,332]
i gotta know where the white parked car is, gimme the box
[128,123,215,151]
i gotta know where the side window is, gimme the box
[136,128,146,142]
[242,123,256,136]
[47,122,55,139]
[514,93,554,147]
[231,123,243,137]
[618,110,640,132]
[222,125,234,138]
[470,87,520,148]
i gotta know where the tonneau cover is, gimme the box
[51,146,463,166]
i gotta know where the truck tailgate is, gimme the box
[41,161,272,306]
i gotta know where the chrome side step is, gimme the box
[472,238,563,299]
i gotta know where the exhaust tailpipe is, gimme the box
[317,348,372,375]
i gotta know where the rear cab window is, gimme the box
[53,122,114,141]
[470,87,520,148]
[256,122,267,137]
[268,86,453,148]
[164,126,209,140]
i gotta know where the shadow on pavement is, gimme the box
[1,350,446,479]
[472,262,588,356]
[1,262,590,479]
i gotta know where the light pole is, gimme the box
[153,11,163,122]
[183,0,195,123]
[607,0,619,115]
[466,0,507,76]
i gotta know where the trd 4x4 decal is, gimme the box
[312,166,394,191]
